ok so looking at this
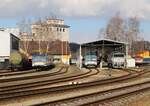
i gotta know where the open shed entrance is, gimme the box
[80,39,128,69]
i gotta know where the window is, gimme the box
[49,27,52,31]
[57,28,59,31]
[63,28,65,32]
[33,33,35,36]
[11,34,19,50]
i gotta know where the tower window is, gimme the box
[33,33,35,36]
[49,27,52,31]
[63,28,65,32]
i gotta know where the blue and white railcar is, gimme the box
[83,52,98,68]
[32,54,52,68]
[109,52,125,68]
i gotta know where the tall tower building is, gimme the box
[31,19,70,42]
[30,19,71,64]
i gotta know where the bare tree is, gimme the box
[98,14,143,55]
[32,18,56,54]
[20,34,31,57]
[106,14,125,41]
[17,18,31,33]
[98,28,106,39]
[125,17,140,42]
[125,17,141,54]
[17,18,32,57]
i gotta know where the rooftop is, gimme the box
[82,39,127,47]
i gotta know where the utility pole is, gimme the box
[100,40,104,69]
[125,43,129,68]
[61,41,63,63]
[79,44,82,70]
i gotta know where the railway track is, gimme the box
[0,69,36,77]
[83,85,150,106]
[0,70,12,74]
[32,68,150,106]
[0,66,69,89]
[0,66,56,77]
[0,67,66,82]
[0,67,98,95]
[0,67,148,105]
[46,79,150,106]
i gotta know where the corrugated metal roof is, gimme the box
[82,39,127,47]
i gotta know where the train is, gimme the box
[82,52,98,68]
[10,51,54,70]
[32,53,53,69]
[134,50,150,65]
[83,51,126,68]
[134,56,143,65]
[108,52,125,68]
[10,51,32,70]
[134,56,150,66]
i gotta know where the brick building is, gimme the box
[20,19,71,64]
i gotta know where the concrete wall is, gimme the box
[53,55,71,65]
[58,27,69,41]
[0,31,10,57]
[0,31,19,69]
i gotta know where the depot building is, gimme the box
[79,39,129,68]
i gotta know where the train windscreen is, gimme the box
[113,54,124,57]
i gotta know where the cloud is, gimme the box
[0,0,150,20]
[116,0,150,19]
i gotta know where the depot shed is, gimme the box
[79,39,128,68]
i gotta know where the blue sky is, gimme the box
[0,0,150,43]
[66,18,150,43]
[65,18,107,43]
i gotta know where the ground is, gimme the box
[126,91,150,106]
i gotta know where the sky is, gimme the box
[0,0,150,43]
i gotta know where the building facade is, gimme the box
[20,19,71,64]
[31,19,70,42]
[0,31,20,69]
